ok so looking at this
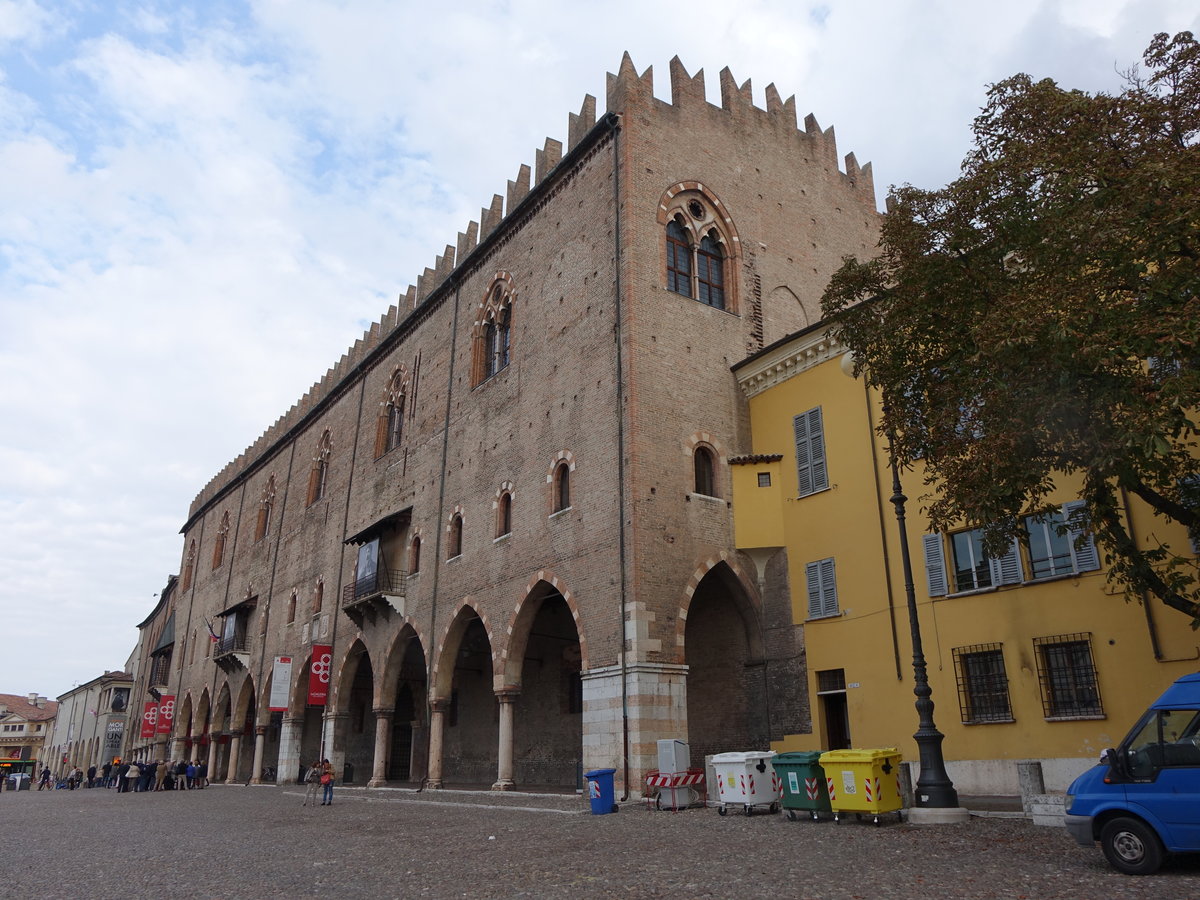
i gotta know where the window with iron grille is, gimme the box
[1033,633,1103,718]
[952,644,1012,724]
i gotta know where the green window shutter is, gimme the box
[988,539,1023,586]
[1063,500,1100,573]
[793,406,828,497]
[924,533,947,597]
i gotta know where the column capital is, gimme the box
[254,725,267,736]
[494,688,521,703]
[371,707,394,719]
[429,698,450,714]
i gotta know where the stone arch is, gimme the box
[378,622,428,708]
[682,555,769,761]
[500,571,589,687]
[431,599,497,700]
[213,681,233,731]
[676,552,762,663]
[764,284,809,346]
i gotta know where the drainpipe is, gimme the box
[610,118,631,801]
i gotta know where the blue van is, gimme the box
[1065,671,1200,874]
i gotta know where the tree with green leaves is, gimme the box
[822,32,1200,620]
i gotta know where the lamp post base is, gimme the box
[906,805,971,825]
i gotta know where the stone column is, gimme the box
[409,719,428,782]
[426,699,448,789]
[278,716,303,785]
[226,731,242,783]
[172,736,188,761]
[368,708,394,787]
[250,726,267,784]
[324,713,348,783]
[492,689,520,791]
[205,734,219,783]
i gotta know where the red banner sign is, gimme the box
[156,695,175,735]
[307,645,332,706]
[140,701,158,739]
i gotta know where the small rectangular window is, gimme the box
[952,644,1013,724]
[757,472,771,487]
[1034,633,1103,718]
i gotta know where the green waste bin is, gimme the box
[773,751,831,821]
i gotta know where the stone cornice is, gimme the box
[734,325,843,399]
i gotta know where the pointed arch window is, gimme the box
[409,535,421,574]
[374,368,408,458]
[694,446,717,497]
[254,476,275,542]
[660,188,737,312]
[497,491,513,538]
[181,541,196,592]
[473,279,515,385]
[212,512,230,570]
[554,463,571,513]
[307,430,332,506]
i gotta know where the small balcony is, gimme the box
[342,567,407,624]
[213,632,250,672]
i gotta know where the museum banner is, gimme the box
[156,694,175,735]
[139,701,158,739]
[307,645,332,706]
[270,656,292,711]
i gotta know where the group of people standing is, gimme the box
[302,759,335,806]
[36,759,212,792]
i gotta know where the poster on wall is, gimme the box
[156,695,175,735]
[104,720,124,756]
[139,702,158,739]
[270,657,292,711]
[307,645,332,706]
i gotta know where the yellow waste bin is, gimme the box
[818,748,904,824]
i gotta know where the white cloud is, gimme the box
[1,0,1198,696]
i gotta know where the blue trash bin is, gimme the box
[585,768,618,815]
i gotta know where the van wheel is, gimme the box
[1100,817,1165,875]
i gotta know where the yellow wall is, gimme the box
[734,330,1200,781]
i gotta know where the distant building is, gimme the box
[135,53,880,794]
[44,673,133,774]
[731,321,1200,794]
[0,693,57,777]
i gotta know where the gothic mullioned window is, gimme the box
[473,278,515,385]
[254,476,275,542]
[374,367,409,458]
[212,511,230,569]
[660,187,737,312]
[307,430,332,506]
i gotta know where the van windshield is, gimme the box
[1125,709,1200,778]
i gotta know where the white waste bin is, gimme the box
[710,751,780,816]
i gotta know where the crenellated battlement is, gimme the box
[187,52,875,523]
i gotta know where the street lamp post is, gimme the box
[886,448,960,811]
[843,350,967,822]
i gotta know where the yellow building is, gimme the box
[731,323,1200,795]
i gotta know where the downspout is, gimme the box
[611,118,631,801]
[428,282,463,777]
[253,439,297,752]
[323,375,368,757]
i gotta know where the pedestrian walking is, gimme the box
[38,767,51,791]
[126,762,141,793]
[87,765,97,788]
[320,758,334,806]
[197,760,208,789]
[155,760,167,791]
[185,761,196,790]
[101,761,112,788]
[302,760,322,807]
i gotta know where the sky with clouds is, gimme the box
[1,0,1196,699]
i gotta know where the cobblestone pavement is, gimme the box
[3,784,1199,899]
